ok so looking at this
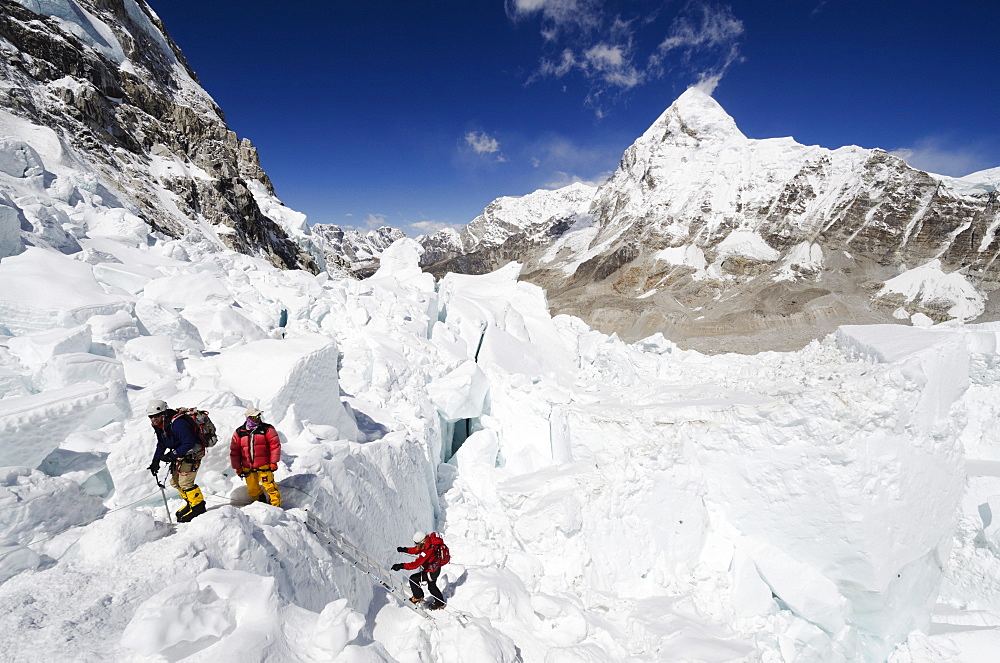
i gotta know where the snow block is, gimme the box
[121,569,260,657]
[836,325,971,432]
[122,335,177,374]
[132,299,204,353]
[141,272,234,309]
[730,549,774,617]
[740,536,848,633]
[0,467,105,547]
[35,352,128,398]
[216,334,359,440]
[438,263,575,378]
[86,309,140,346]
[7,324,92,370]
[0,136,45,181]
[182,303,265,350]
[308,598,365,657]
[981,495,1000,544]
[92,262,158,294]
[368,237,436,292]
[0,382,130,468]
[0,538,40,583]
[0,192,25,259]
[0,247,127,334]
[427,360,489,421]
[73,510,167,564]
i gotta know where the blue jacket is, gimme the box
[153,414,201,462]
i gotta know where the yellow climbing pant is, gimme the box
[246,470,281,507]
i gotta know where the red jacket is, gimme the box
[402,532,448,572]
[230,423,281,470]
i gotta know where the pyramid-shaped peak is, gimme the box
[652,87,744,142]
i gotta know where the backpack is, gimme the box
[172,407,219,451]
[428,533,450,567]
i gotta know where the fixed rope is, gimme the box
[200,482,436,617]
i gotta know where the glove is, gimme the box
[268,463,278,471]
[161,451,177,462]
[396,546,407,553]
[391,563,404,571]
[147,460,160,476]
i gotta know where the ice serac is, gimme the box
[216,334,360,442]
[422,87,1000,353]
[694,325,970,660]
[0,0,319,271]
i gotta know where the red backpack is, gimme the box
[427,532,450,567]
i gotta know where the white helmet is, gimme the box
[412,531,426,544]
[146,400,169,416]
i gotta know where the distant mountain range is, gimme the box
[3,1,997,353]
[418,90,1000,351]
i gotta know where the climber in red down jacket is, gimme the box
[391,531,450,609]
[230,407,282,507]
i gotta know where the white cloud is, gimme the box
[693,72,723,95]
[410,220,466,234]
[361,213,387,229]
[585,43,624,67]
[657,2,744,89]
[464,131,507,162]
[545,169,614,189]
[658,3,744,53]
[506,0,604,36]
[530,135,621,187]
[889,138,997,178]
[465,131,500,154]
[511,1,745,116]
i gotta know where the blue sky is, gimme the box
[150,1,999,236]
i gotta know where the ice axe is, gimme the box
[153,469,172,524]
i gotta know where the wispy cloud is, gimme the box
[409,219,466,234]
[890,138,998,178]
[652,2,743,95]
[545,170,614,188]
[464,131,508,162]
[810,1,829,16]
[360,213,387,229]
[508,0,745,115]
[529,134,621,189]
[506,0,604,37]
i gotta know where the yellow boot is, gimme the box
[177,487,206,522]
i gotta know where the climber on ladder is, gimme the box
[391,531,450,610]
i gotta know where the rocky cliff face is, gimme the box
[0,0,318,271]
[422,89,1000,352]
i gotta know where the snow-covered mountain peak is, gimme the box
[644,86,745,148]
